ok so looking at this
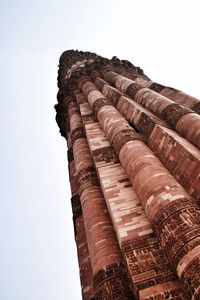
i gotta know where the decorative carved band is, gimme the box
[148,82,165,93]
[126,82,142,97]
[93,262,134,300]
[67,147,74,163]
[71,126,86,144]
[77,166,99,195]
[82,114,97,124]
[92,146,118,164]
[71,194,82,219]
[153,198,200,267]
[92,98,112,117]
[94,77,105,92]
[121,234,177,295]
[108,88,122,107]
[161,103,192,127]
[192,102,200,115]
[144,288,189,300]
[137,113,156,141]
[111,129,143,155]
[180,255,200,300]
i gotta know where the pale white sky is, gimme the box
[1,1,200,299]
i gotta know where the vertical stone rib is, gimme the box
[69,95,134,300]
[79,77,200,299]
[67,131,94,300]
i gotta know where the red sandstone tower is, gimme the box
[55,50,200,300]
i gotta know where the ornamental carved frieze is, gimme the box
[92,146,118,164]
[161,103,192,128]
[144,288,188,300]
[94,77,105,92]
[93,263,133,300]
[68,102,80,119]
[180,255,200,299]
[92,98,112,117]
[111,129,143,155]
[77,166,99,195]
[136,113,156,141]
[126,82,142,98]
[148,82,165,93]
[121,234,178,295]
[82,114,97,124]
[74,91,88,105]
[71,126,86,144]
[153,198,200,267]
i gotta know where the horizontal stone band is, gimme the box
[153,198,200,267]
[111,129,143,156]
[71,126,86,144]
[161,103,192,127]
[77,166,99,194]
[92,97,112,117]
[92,146,118,164]
[93,262,133,300]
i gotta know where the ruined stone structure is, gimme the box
[55,50,200,300]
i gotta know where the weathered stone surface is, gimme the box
[56,50,200,300]
[85,119,188,299]
[71,94,134,299]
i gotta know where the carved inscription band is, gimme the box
[111,129,143,156]
[92,98,111,117]
[153,198,200,268]
[71,126,86,144]
[161,103,192,127]
[77,166,99,195]
[93,263,134,300]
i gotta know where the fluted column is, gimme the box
[102,70,200,150]
[66,128,94,300]
[55,50,200,300]
[79,76,200,299]
[81,109,188,299]
[94,76,200,202]
[68,94,134,300]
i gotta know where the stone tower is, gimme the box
[55,50,200,300]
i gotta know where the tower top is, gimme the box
[55,50,147,137]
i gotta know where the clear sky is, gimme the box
[1,1,200,299]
